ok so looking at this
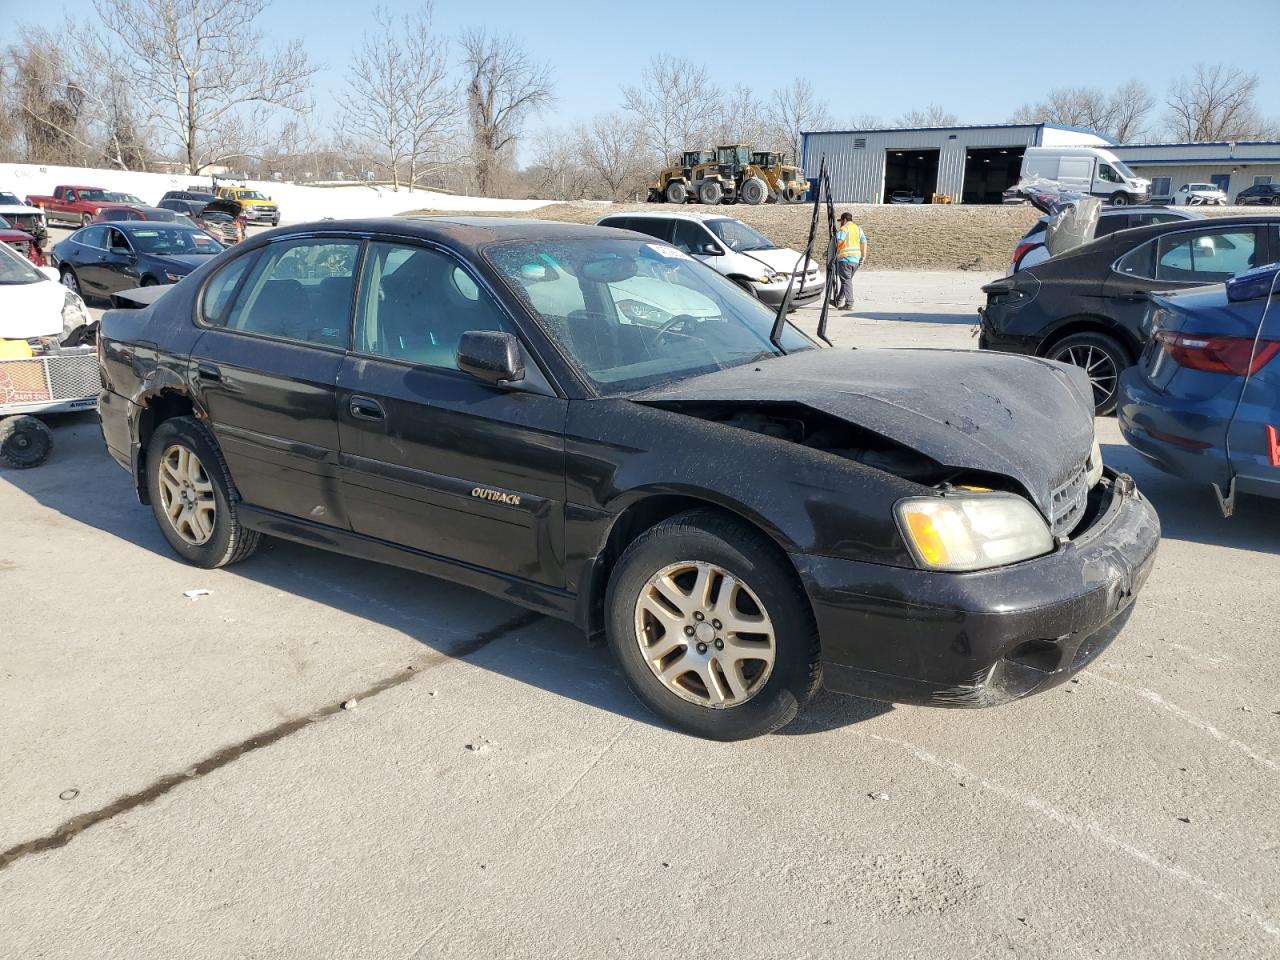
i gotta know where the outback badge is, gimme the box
[471,486,521,506]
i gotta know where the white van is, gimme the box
[1020,147,1150,206]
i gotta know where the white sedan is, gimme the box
[0,239,92,346]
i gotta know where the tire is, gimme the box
[1044,330,1130,416]
[740,177,768,205]
[80,213,92,227]
[733,279,760,298]
[140,276,157,286]
[783,185,802,203]
[0,416,53,469]
[145,416,261,568]
[698,180,723,205]
[665,181,687,204]
[604,509,820,741]
[1109,192,1130,206]
[60,266,81,296]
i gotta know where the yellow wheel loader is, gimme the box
[749,151,810,203]
[647,150,715,204]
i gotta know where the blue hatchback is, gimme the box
[1118,263,1280,515]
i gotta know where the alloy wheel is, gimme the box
[61,270,79,294]
[633,560,776,709]
[1051,343,1118,410]
[157,444,217,545]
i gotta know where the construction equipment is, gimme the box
[749,151,809,203]
[647,150,716,204]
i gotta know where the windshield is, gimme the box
[1189,183,1216,191]
[126,227,224,255]
[0,240,41,284]
[706,219,775,251]
[106,192,144,203]
[486,238,812,394]
[0,192,20,205]
[0,216,10,228]
[1113,159,1138,180]
[237,190,268,200]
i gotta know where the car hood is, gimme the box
[144,253,215,271]
[632,347,1096,518]
[738,247,822,275]
[0,278,65,339]
[202,198,242,217]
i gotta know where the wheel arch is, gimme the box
[1037,315,1139,363]
[574,491,809,643]
[133,389,197,503]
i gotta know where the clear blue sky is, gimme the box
[38,0,1280,149]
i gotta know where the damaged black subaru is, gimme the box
[96,218,1160,740]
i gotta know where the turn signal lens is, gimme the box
[896,494,1055,572]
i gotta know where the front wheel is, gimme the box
[1109,192,1130,206]
[1046,331,1130,416]
[60,267,81,296]
[80,213,92,227]
[145,416,260,568]
[605,509,820,740]
[0,416,53,468]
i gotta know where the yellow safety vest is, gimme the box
[835,223,863,261]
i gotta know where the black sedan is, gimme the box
[96,218,1158,740]
[980,214,1279,414]
[52,220,224,302]
[1235,183,1280,206]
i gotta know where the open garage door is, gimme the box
[883,149,939,203]
[963,147,1024,204]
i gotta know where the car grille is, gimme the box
[6,214,41,233]
[1050,463,1089,537]
[2,238,31,260]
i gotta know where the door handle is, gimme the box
[349,395,385,421]
[196,362,221,382]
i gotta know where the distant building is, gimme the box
[802,124,1280,205]
[801,124,1112,204]
[1109,141,1280,204]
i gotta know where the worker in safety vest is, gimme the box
[831,212,867,310]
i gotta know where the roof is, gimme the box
[595,210,737,224]
[800,122,1114,143]
[244,216,621,245]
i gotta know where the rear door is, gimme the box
[1105,223,1268,341]
[336,240,569,587]
[189,236,362,526]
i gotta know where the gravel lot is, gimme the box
[4,270,1279,959]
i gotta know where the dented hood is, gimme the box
[633,347,1096,515]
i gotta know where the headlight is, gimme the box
[1086,438,1103,488]
[896,493,1054,571]
[61,289,89,340]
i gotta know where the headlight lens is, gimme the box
[1086,438,1103,488]
[61,289,89,340]
[896,493,1054,571]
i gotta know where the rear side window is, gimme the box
[626,218,673,243]
[201,254,256,327]
[221,238,361,346]
[670,219,708,253]
[1094,215,1130,237]
[1115,240,1156,279]
[1155,229,1259,283]
[78,226,107,249]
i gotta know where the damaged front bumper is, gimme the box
[794,469,1160,707]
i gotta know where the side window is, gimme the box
[1097,163,1122,184]
[1094,216,1129,237]
[201,254,257,327]
[79,226,107,249]
[224,238,360,346]
[670,219,707,253]
[628,218,673,243]
[108,228,130,251]
[601,217,633,232]
[1150,177,1171,196]
[1155,229,1259,283]
[1115,240,1156,279]
[354,241,516,370]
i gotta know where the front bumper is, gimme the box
[756,279,824,306]
[242,207,278,222]
[794,470,1160,707]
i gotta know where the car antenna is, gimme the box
[771,155,835,349]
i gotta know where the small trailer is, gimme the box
[0,344,99,468]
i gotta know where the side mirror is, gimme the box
[456,330,524,384]
[698,242,722,256]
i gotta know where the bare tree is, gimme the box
[622,55,722,165]
[711,84,770,148]
[1011,81,1156,142]
[527,127,591,200]
[1108,79,1155,142]
[895,104,959,127]
[91,0,316,174]
[338,4,460,190]
[461,29,554,197]
[5,30,91,166]
[575,112,647,200]
[768,78,831,162]
[1164,63,1271,141]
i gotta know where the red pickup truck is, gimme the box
[26,185,137,228]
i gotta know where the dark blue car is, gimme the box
[1118,263,1280,515]
[51,220,224,304]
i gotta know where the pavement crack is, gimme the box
[0,609,543,873]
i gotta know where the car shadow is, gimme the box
[4,415,891,736]
[856,311,979,326]
[1102,441,1280,552]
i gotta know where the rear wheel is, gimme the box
[740,177,768,205]
[605,509,819,741]
[0,416,53,469]
[1045,331,1129,416]
[145,416,260,568]
[665,181,687,204]
[698,180,724,205]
